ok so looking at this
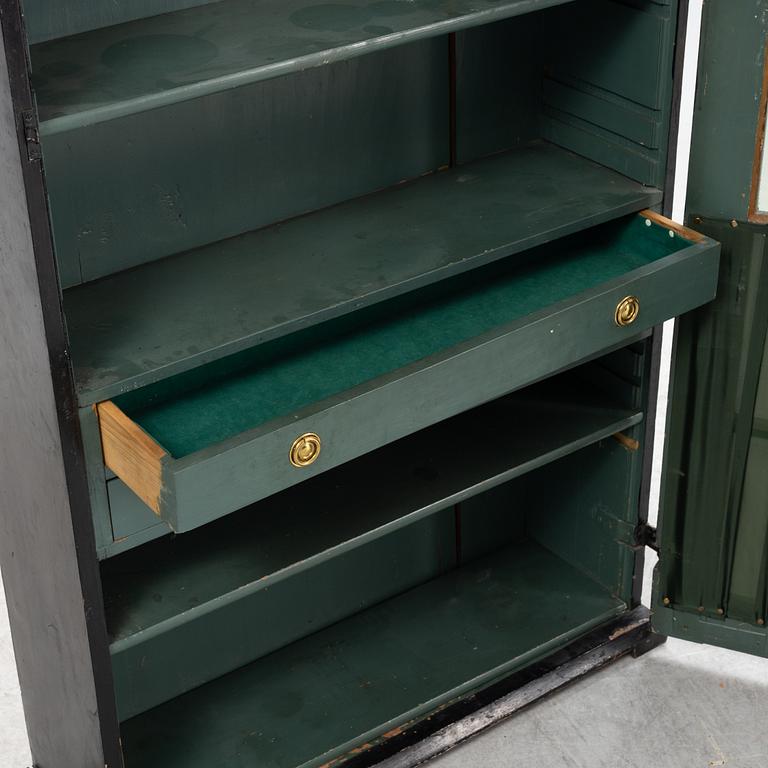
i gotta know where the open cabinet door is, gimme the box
[653,4,768,655]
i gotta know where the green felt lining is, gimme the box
[115,215,685,457]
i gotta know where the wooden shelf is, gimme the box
[32,0,576,133]
[103,374,641,718]
[64,142,662,405]
[119,540,624,767]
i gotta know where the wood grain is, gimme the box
[612,432,640,452]
[640,209,706,242]
[96,402,167,515]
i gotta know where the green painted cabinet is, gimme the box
[1,1,767,767]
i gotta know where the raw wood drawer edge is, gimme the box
[96,401,168,516]
[639,209,706,243]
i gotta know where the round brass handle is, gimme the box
[290,432,322,467]
[615,296,640,327]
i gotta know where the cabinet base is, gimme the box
[345,605,663,768]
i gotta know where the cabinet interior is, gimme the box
[100,346,649,766]
[30,0,673,403]
[22,0,679,763]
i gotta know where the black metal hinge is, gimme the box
[22,108,42,161]
[635,522,658,552]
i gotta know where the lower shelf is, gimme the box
[120,540,625,768]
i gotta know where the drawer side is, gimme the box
[97,402,167,515]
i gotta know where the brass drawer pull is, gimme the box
[614,296,640,327]
[290,432,322,467]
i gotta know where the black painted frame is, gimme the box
[0,1,122,766]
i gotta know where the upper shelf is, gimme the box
[64,142,662,406]
[31,0,575,134]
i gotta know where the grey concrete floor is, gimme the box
[430,635,768,768]
[429,555,768,768]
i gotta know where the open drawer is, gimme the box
[97,211,719,533]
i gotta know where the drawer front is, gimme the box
[98,217,720,533]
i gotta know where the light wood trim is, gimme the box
[639,210,705,243]
[612,432,640,452]
[96,401,167,515]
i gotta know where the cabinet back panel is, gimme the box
[43,39,449,287]
[451,0,675,183]
[458,483,527,563]
[21,0,218,44]
[455,15,544,163]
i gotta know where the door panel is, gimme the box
[654,219,768,655]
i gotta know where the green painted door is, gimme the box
[653,4,768,656]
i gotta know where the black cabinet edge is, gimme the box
[0,1,122,765]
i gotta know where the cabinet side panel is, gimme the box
[541,0,677,188]
[0,5,121,766]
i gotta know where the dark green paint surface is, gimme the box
[45,39,449,290]
[686,3,768,221]
[65,143,661,405]
[101,347,645,556]
[105,372,639,641]
[656,219,768,652]
[455,16,543,163]
[526,437,640,597]
[30,0,577,132]
[652,606,768,657]
[103,366,641,715]
[120,540,624,768]
[116,216,684,458]
[540,0,676,189]
[40,3,676,296]
[109,512,456,720]
[112,211,720,534]
[22,0,216,44]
